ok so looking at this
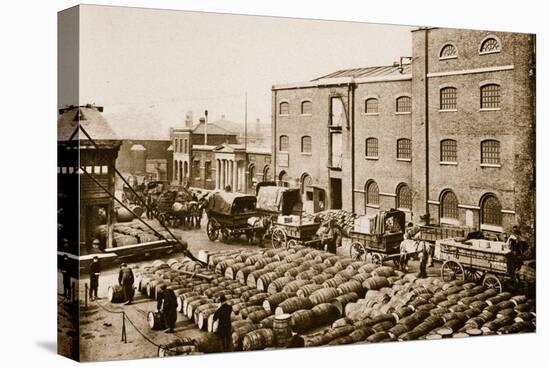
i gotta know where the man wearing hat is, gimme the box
[212,295,233,352]
[118,263,135,305]
[157,284,178,333]
[88,256,101,301]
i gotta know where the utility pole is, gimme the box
[204,110,208,145]
[244,92,248,150]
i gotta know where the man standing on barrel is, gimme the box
[118,263,135,305]
[213,295,233,352]
[157,284,178,333]
[88,256,101,301]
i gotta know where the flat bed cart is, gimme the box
[205,192,258,243]
[436,239,512,293]
[348,210,405,265]
[271,221,322,249]
[417,225,466,243]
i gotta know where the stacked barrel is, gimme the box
[128,246,535,353]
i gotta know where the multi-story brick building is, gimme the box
[272,27,535,243]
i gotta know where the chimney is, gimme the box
[185,111,193,128]
[203,110,208,145]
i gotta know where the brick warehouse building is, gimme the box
[271,27,535,243]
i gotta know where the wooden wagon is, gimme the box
[435,238,513,293]
[348,209,405,264]
[205,192,259,243]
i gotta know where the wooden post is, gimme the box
[85,283,88,308]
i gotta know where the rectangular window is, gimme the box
[440,88,457,110]
[193,160,201,178]
[365,138,378,158]
[397,139,412,160]
[330,132,342,168]
[441,140,457,162]
[301,136,312,153]
[205,161,212,180]
[481,84,501,109]
[330,97,345,127]
[365,98,378,114]
[396,96,412,113]
[481,140,500,165]
[184,139,188,153]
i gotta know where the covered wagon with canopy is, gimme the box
[205,192,259,243]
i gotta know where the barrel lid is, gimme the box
[275,313,291,320]
[436,327,453,336]
[425,334,442,340]
[466,328,482,336]
[453,332,469,338]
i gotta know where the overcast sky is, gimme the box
[74,5,414,139]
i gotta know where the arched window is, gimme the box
[279,135,289,151]
[440,44,457,59]
[480,37,501,54]
[279,102,290,115]
[301,101,312,115]
[301,136,312,153]
[440,139,457,162]
[480,84,501,109]
[263,165,272,182]
[440,190,458,220]
[365,98,379,114]
[397,138,412,160]
[396,96,412,113]
[481,194,502,226]
[300,173,312,196]
[248,164,256,189]
[278,170,289,187]
[481,140,501,165]
[365,138,378,158]
[440,87,457,110]
[365,180,379,206]
[396,183,412,210]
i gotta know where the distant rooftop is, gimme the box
[58,105,119,142]
[312,63,412,81]
[191,121,237,136]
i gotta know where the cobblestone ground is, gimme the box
[57,217,441,361]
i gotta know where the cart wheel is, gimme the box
[482,274,502,293]
[287,239,299,248]
[371,253,383,265]
[350,242,366,261]
[441,260,465,282]
[271,228,287,249]
[206,219,219,241]
[464,268,484,282]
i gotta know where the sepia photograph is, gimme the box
[56,4,536,362]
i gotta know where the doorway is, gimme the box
[330,178,342,209]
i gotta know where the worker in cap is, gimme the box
[213,295,233,352]
[118,263,135,305]
[88,255,101,301]
[157,284,178,333]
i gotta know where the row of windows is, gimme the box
[279,100,312,115]
[364,181,412,210]
[439,84,501,110]
[440,191,503,226]
[174,138,188,153]
[279,135,312,153]
[281,83,501,117]
[440,139,501,165]
[439,36,501,60]
[365,138,412,160]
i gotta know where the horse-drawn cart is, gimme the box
[348,209,405,264]
[205,192,259,243]
[255,185,322,249]
[435,238,513,293]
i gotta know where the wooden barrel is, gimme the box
[215,259,237,275]
[310,273,333,285]
[254,257,273,270]
[182,295,206,315]
[204,286,224,298]
[225,262,246,280]
[244,254,264,266]
[389,323,410,338]
[158,339,198,357]
[259,314,276,329]
[186,298,210,319]
[241,288,261,302]
[282,279,311,294]
[107,285,126,303]
[309,287,339,305]
[247,269,270,288]
[358,263,379,274]
[311,303,341,327]
[263,292,294,312]
[240,305,264,319]
[275,296,313,315]
[242,328,274,351]
[148,311,165,330]
[362,276,390,291]
[193,303,217,324]
[177,292,199,312]
[296,284,324,298]
[235,265,256,285]
[247,292,269,306]
[296,269,321,281]
[331,292,359,315]
[273,313,292,347]
[337,280,364,297]
[366,331,390,343]
[263,261,283,272]
[351,272,371,283]
[232,323,258,350]
[256,272,282,291]
[247,309,273,324]
[197,306,219,330]
[267,276,295,294]
[291,309,315,333]
[232,285,254,297]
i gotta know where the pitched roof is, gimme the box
[58,106,119,142]
[192,121,237,136]
[312,63,412,81]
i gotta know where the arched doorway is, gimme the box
[248,164,256,192]
[263,165,272,182]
